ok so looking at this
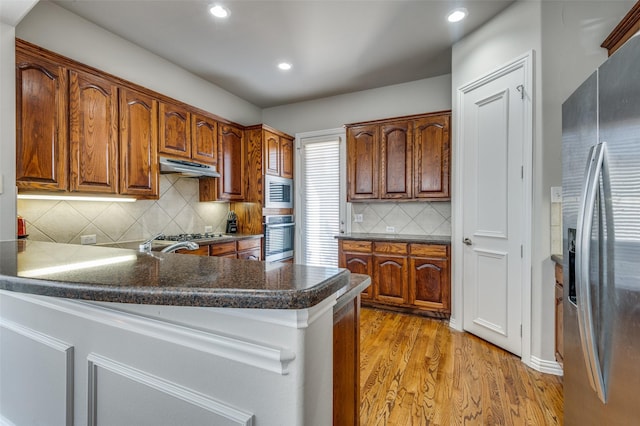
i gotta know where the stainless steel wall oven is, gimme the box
[263,215,295,262]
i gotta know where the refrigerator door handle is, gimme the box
[576,142,608,403]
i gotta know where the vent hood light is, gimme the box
[447,8,468,23]
[278,62,292,71]
[17,194,136,203]
[209,5,229,18]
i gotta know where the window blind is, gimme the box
[302,139,340,267]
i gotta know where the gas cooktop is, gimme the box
[156,233,225,242]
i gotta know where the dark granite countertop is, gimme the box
[100,234,262,251]
[336,233,451,245]
[0,240,348,310]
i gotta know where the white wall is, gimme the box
[0,21,17,241]
[262,74,452,135]
[452,0,633,366]
[15,1,262,126]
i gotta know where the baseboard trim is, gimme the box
[528,355,563,376]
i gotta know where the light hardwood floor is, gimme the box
[359,308,563,425]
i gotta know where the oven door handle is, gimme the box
[264,223,296,229]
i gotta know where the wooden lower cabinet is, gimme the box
[339,239,450,317]
[333,294,360,426]
[555,262,564,365]
[374,254,407,304]
[175,239,262,260]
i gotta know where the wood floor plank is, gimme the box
[359,308,563,426]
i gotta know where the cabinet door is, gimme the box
[380,120,412,199]
[191,113,217,165]
[16,52,68,191]
[374,254,407,305]
[119,88,159,198]
[237,248,261,261]
[347,125,379,201]
[413,113,450,199]
[341,252,374,299]
[409,256,450,312]
[280,136,294,179]
[159,101,191,159]
[176,245,209,256]
[263,130,280,176]
[69,70,119,193]
[218,124,245,201]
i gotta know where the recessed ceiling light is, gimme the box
[278,62,292,71]
[447,8,468,23]
[209,4,229,18]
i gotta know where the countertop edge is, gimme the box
[334,273,371,312]
[336,233,451,244]
[0,268,351,310]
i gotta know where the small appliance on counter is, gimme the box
[17,216,27,239]
[226,211,238,234]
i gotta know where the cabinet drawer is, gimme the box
[237,238,261,251]
[410,244,447,258]
[373,242,408,255]
[176,245,209,256]
[238,248,261,261]
[210,241,237,256]
[341,240,372,253]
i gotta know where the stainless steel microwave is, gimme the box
[264,175,293,209]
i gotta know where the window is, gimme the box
[297,130,346,267]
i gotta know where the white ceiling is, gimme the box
[53,0,514,108]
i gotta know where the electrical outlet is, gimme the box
[204,225,213,233]
[550,186,562,203]
[354,214,363,223]
[80,234,97,245]
[386,226,395,233]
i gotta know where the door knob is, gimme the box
[463,238,473,246]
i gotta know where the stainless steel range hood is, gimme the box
[159,156,220,178]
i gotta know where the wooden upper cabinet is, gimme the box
[601,2,640,56]
[380,120,412,199]
[346,111,451,202]
[414,113,450,199]
[218,124,245,201]
[280,136,294,179]
[15,51,68,191]
[347,124,379,201]
[191,114,218,165]
[264,130,281,176]
[69,70,119,194]
[119,88,159,198]
[159,101,191,159]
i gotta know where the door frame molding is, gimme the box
[294,127,349,265]
[452,51,534,366]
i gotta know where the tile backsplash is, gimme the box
[350,201,451,235]
[18,175,230,244]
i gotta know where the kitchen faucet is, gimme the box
[138,232,165,253]
[160,241,199,253]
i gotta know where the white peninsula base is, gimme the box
[0,290,337,426]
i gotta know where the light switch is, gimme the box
[354,214,363,223]
[550,186,562,203]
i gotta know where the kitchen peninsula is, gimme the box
[0,240,369,426]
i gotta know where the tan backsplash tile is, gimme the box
[18,176,229,244]
[350,201,451,236]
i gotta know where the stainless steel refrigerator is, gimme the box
[562,35,640,424]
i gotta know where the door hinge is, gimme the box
[520,324,523,337]
[521,166,524,179]
[521,245,523,258]
[517,84,525,100]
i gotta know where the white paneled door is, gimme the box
[460,55,532,356]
